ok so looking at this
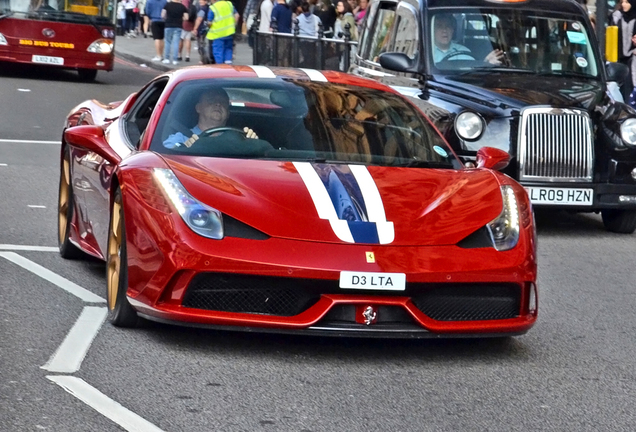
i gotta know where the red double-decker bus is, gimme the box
[0,0,115,81]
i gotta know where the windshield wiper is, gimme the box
[537,70,597,79]
[392,160,453,168]
[459,67,534,75]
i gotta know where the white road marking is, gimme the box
[28,205,47,209]
[0,244,58,252]
[42,307,107,373]
[0,163,7,166]
[0,139,60,145]
[17,88,31,92]
[0,252,105,303]
[47,376,166,432]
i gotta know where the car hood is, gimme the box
[437,73,605,111]
[162,156,503,246]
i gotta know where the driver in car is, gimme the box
[433,13,504,65]
[163,88,258,149]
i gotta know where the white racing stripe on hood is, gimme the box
[300,68,328,82]
[248,65,277,78]
[349,165,395,244]
[293,161,354,243]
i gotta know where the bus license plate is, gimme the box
[525,187,593,206]
[339,271,406,291]
[32,55,64,65]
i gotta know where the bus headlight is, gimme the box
[0,33,7,45]
[87,39,113,54]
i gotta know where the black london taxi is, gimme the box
[350,0,636,233]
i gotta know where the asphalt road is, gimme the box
[1,58,636,432]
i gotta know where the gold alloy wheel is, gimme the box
[107,196,122,311]
[58,157,70,246]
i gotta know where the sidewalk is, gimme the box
[114,33,254,72]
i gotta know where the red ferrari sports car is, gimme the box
[58,65,537,337]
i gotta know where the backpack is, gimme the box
[188,0,197,23]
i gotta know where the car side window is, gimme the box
[392,4,418,60]
[124,78,169,148]
[366,4,396,63]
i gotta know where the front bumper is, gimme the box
[0,47,114,71]
[124,218,538,337]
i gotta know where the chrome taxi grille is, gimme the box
[518,108,593,182]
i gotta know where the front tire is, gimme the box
[602,209,636,234]
[78,68,98,82]
[58,146,84,259]
[106,187,138,327]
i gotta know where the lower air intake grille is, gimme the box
[411,283,521,321]
[182,273,332,316]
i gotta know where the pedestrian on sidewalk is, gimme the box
[297,0,321,36]
[179,0,197,61]
[146,0,168,61]
[271,0,292,33]
[206,0,239,64]
[259,0,274,32]
[124,0,138,36]
[613,0,636,101]
[162,0,189,64]
[194,0,213,63]
[137,0,148,37]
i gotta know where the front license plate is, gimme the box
[32,55,64,65]
[525,187,593,206]
[339,271,406,291]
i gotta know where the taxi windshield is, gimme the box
[429,9,599,78]
[152,78,459,168]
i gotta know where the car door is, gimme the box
[80,78,169,258]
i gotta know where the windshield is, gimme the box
[429,9,599,78]
[152,78,459,168]
[1,0,112,21]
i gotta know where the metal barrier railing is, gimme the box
[250,17,358,72]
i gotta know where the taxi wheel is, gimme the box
[601,209,636,234]
[58,146,84,259]
[78,69,98,82]
[106,187,138,327]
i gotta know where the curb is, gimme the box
[115,50,174,73]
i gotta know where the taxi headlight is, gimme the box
[153,168,224,240]
[486,186,520,251]
[620,118,636,146]
[0,33,7,45]
[87,39,113,54]
[455,112,485,141]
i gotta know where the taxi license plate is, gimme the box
[525,186,593,206]
[32,55,64,65]
[339,271,406,291]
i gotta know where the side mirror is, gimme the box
[379,52,418,74]
[476,147,510,171]
[606,62,630,86]
[63,125,121,165]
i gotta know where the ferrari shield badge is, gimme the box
[366,252,375,263]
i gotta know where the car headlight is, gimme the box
[153,168,224,240]
[620,118,636,146]
[0,33,7,45]
[486,185,520,251]
[87,39,113,54]
[455,112,485,141]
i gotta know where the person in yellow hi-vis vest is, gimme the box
[206,0,239,64]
